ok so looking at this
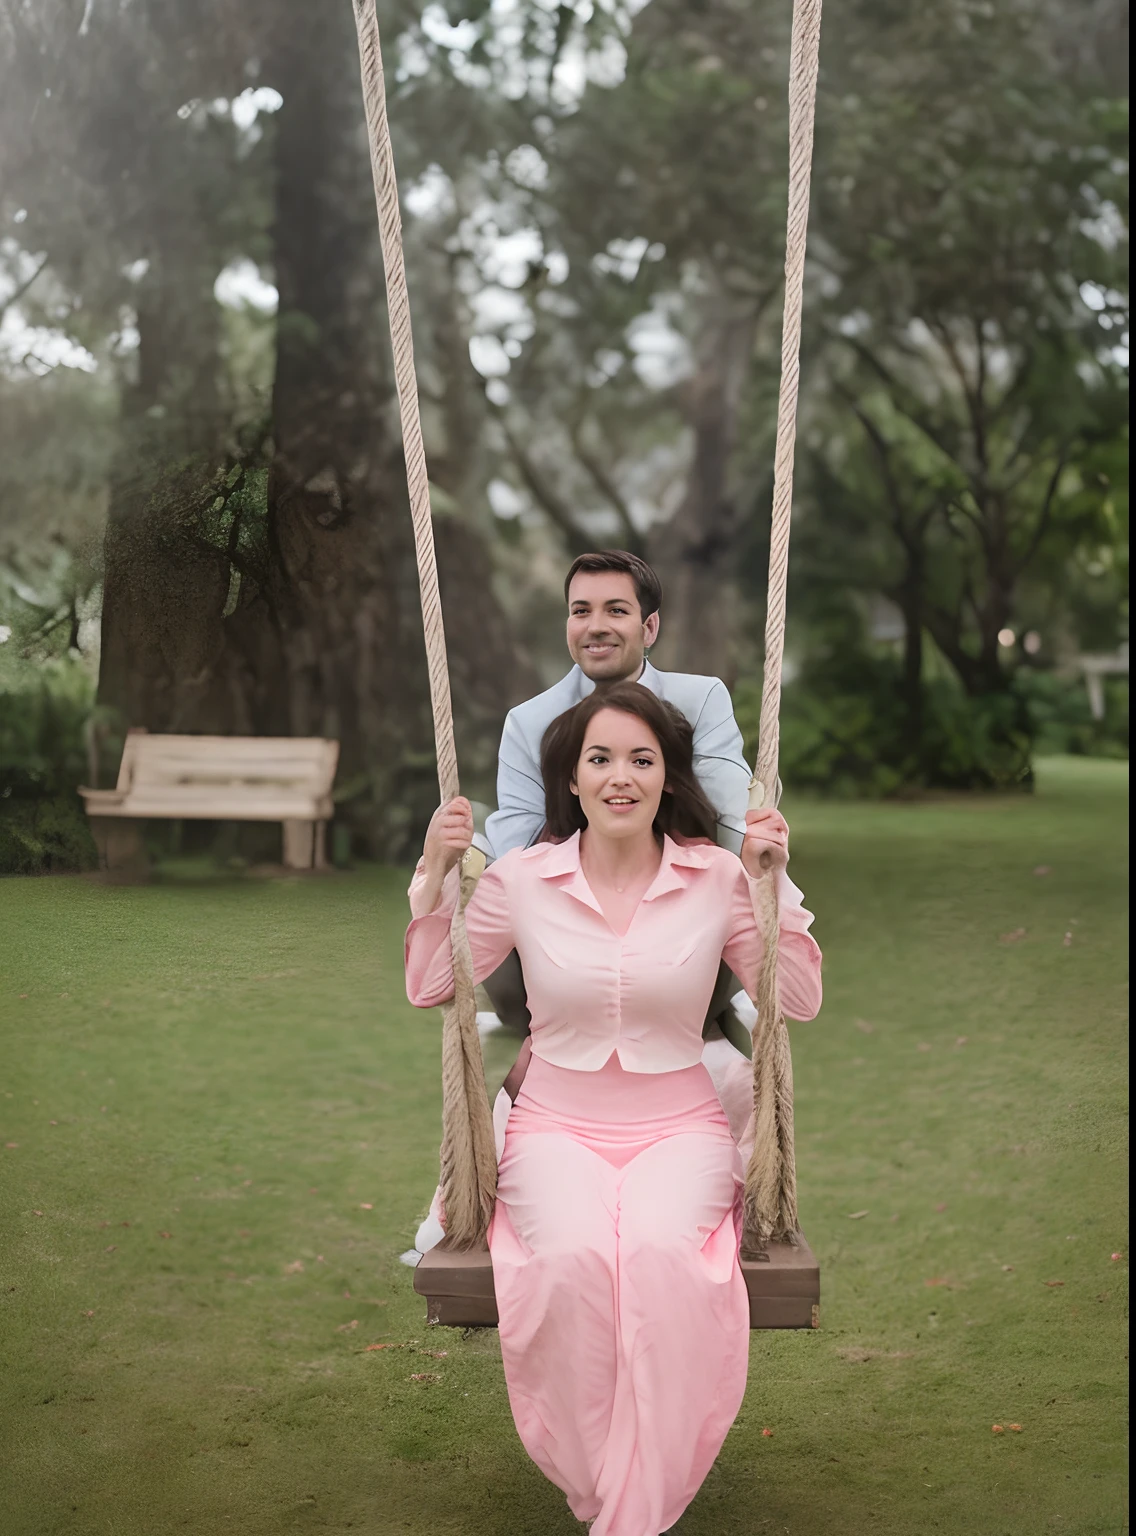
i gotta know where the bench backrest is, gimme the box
[116,732,339,798]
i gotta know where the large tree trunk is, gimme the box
[97,238,234,742]
[262,4,531,856]
[649,286,757,684]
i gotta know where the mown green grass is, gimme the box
[0,757,1128,1535]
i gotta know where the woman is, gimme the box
[405,682,822,1536]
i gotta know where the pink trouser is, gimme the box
[488,1053,749,1536]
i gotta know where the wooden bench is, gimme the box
[413,1237,820,1330]
[80,730,340,872]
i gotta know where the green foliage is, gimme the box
[737,655,1040,799]
[739,648,1128,800]
[0,658,99,874]
[1017,669,1130,760]
[0,793,97,877]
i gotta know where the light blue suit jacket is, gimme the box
[483,661,751,860]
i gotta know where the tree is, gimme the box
[799,0,1128,775]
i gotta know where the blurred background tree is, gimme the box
[0,0,1127,870]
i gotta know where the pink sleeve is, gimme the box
[722,864,823,1022]
[404,858,515,1008]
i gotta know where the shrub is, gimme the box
[736,642,1128,800]
[0,660,99,874]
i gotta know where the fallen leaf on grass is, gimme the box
[992,1425,1005,1434]
[159,1231,172,1239]
[362,1342,400,1353]
[49,1120,57,1126]
[1009,1424,1022,1432]
[4,1143,17,1150]
[847,1210,869,1220]
[1111,1252,1123,1261]
[409,1372,442,1384]
[283,1261,304,1275]
[33,1210,43,1217]
[924,1278,955,1288]
[359,1203,373,1210]
[935,1203,948,1212]
[336,1320,359,1332]
[1002,1265,1015,1273]
[418,1349,448,1359]
[999,928,1027,945]
[955,1036,968,1048]
[1062,931,1073,947]
[83,1310,94,1318]
[104,1245,116,1253]
[762,1428,774,1437]
[1044,1280,1065,1288]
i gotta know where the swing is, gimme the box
[351,0,824,1330]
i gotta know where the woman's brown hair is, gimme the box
[539,681,719,843]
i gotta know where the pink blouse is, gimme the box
[405,832,822,1075]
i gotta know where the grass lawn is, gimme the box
[0,756,1128,1536]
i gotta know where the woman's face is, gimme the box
[571,707,666,840]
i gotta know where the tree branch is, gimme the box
[836,332,956,461]
[0,252,49,326]
[486,393,591,551]
[1012,449,1069,579]
[568,417,642,553]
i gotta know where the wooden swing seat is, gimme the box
[414,1235,820,1330]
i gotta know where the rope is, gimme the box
[742,0,823,1253]
[352,0,497,1249]
[351,0,822,1258]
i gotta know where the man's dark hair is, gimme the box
[539,682,718,843]
[563,550,663,621]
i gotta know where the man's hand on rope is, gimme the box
[424,796,475,883]
[741,808,790,878]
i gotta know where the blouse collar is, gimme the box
[522,829,714,916]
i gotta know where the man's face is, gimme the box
[566,570,660,684]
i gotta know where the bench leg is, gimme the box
[313,820,329,871]
[282,820,315,870]
[89,817,149,879]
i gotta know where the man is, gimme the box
[406,549,757,1261]
[482,549,750,863]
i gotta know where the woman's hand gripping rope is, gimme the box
[741,807,790,878]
